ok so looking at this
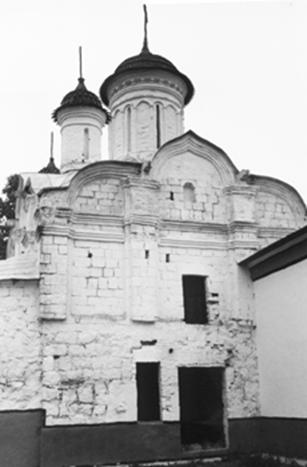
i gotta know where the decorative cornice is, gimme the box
[227,240,260,251]
[0,254,39,281]
[111,95,181,114]
[122,177,160,191]
[69,212,123,227]
[56,105,107,127]
[228,221,258,234]
[257,226,294,238]
[224,185,257,196]
[42,225,124,243]
[108,73,186,107]
[159,238,228,250]
[124,215,159,228]
[160,219,228,234]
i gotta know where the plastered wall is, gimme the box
[255,258,307,417]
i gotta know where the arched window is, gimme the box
[127,106,131,153]
[183,182,196,204]
[156,104,161,148]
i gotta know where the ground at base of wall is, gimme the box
[66,456,307,467]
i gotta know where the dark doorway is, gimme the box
[178,367,226,450]
[136,362,160,421]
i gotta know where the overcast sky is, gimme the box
[0,0,306,202]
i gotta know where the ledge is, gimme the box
[0,253,39,281]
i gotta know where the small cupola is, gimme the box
[39,132,60,174]
[53,47,110,172]
[99,5,194,163]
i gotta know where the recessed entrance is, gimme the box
[178,367,226,450]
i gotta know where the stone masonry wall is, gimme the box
[159,153,226,223]
[36,147,307,425]
[256,191,302,228]
[1,140,305,427]
[74,179,124,215]
[0,280,41,409]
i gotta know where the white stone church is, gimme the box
[0,8,306,467]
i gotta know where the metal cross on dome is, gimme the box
[142,4,149,52]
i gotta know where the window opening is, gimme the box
[170,191,174,201]
[183,182,196,204]
[136,362,160,421]
[178,367,226,450]
[156,104,161,148]
[127,106,131,153]
[182,275,208,324]
[82,128,89,160]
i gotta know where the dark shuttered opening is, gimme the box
[182,275,208,324]
[136,362,160,421]
[178,367,226,450]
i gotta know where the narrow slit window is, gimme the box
[83,128,89,160]
[127,106,131,153]
[156,104,161,148]
[136,362,160,421]
[182,275,208,324]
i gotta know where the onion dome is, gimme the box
[100,5,194,107]
[52,77,111,123]
[100,46,194,107]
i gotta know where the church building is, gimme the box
[0,7,306,467]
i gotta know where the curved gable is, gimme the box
[150,131,237,223]
[68,160,141,215]
[150,130,238,185]
[251,175,307,229]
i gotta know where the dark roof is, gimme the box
[52,78,110,123]
[39,157,60,174]
[99,46,194,107]
[240,225,307,280]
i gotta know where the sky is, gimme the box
[0,0,307,202]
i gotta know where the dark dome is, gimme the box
[100,47,194,107]
[53,77,110,123]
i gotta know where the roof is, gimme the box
[240,225,307,280]
[20,172,75,194]
[99,45,194,107]
[52,77,110,123]
[39,157,60,174]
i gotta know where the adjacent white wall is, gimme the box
[255,258,307,417]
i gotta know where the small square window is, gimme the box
[182,275,208,324]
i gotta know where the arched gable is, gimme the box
[150,131,238,223]
[68,161,141,215]
[150,130,238,186]
[251,175,306,229]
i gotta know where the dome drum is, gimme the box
[105,70,189,110]
[100,48,194,163]
[107,72,185,162]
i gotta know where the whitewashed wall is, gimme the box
[255,258,307,417]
